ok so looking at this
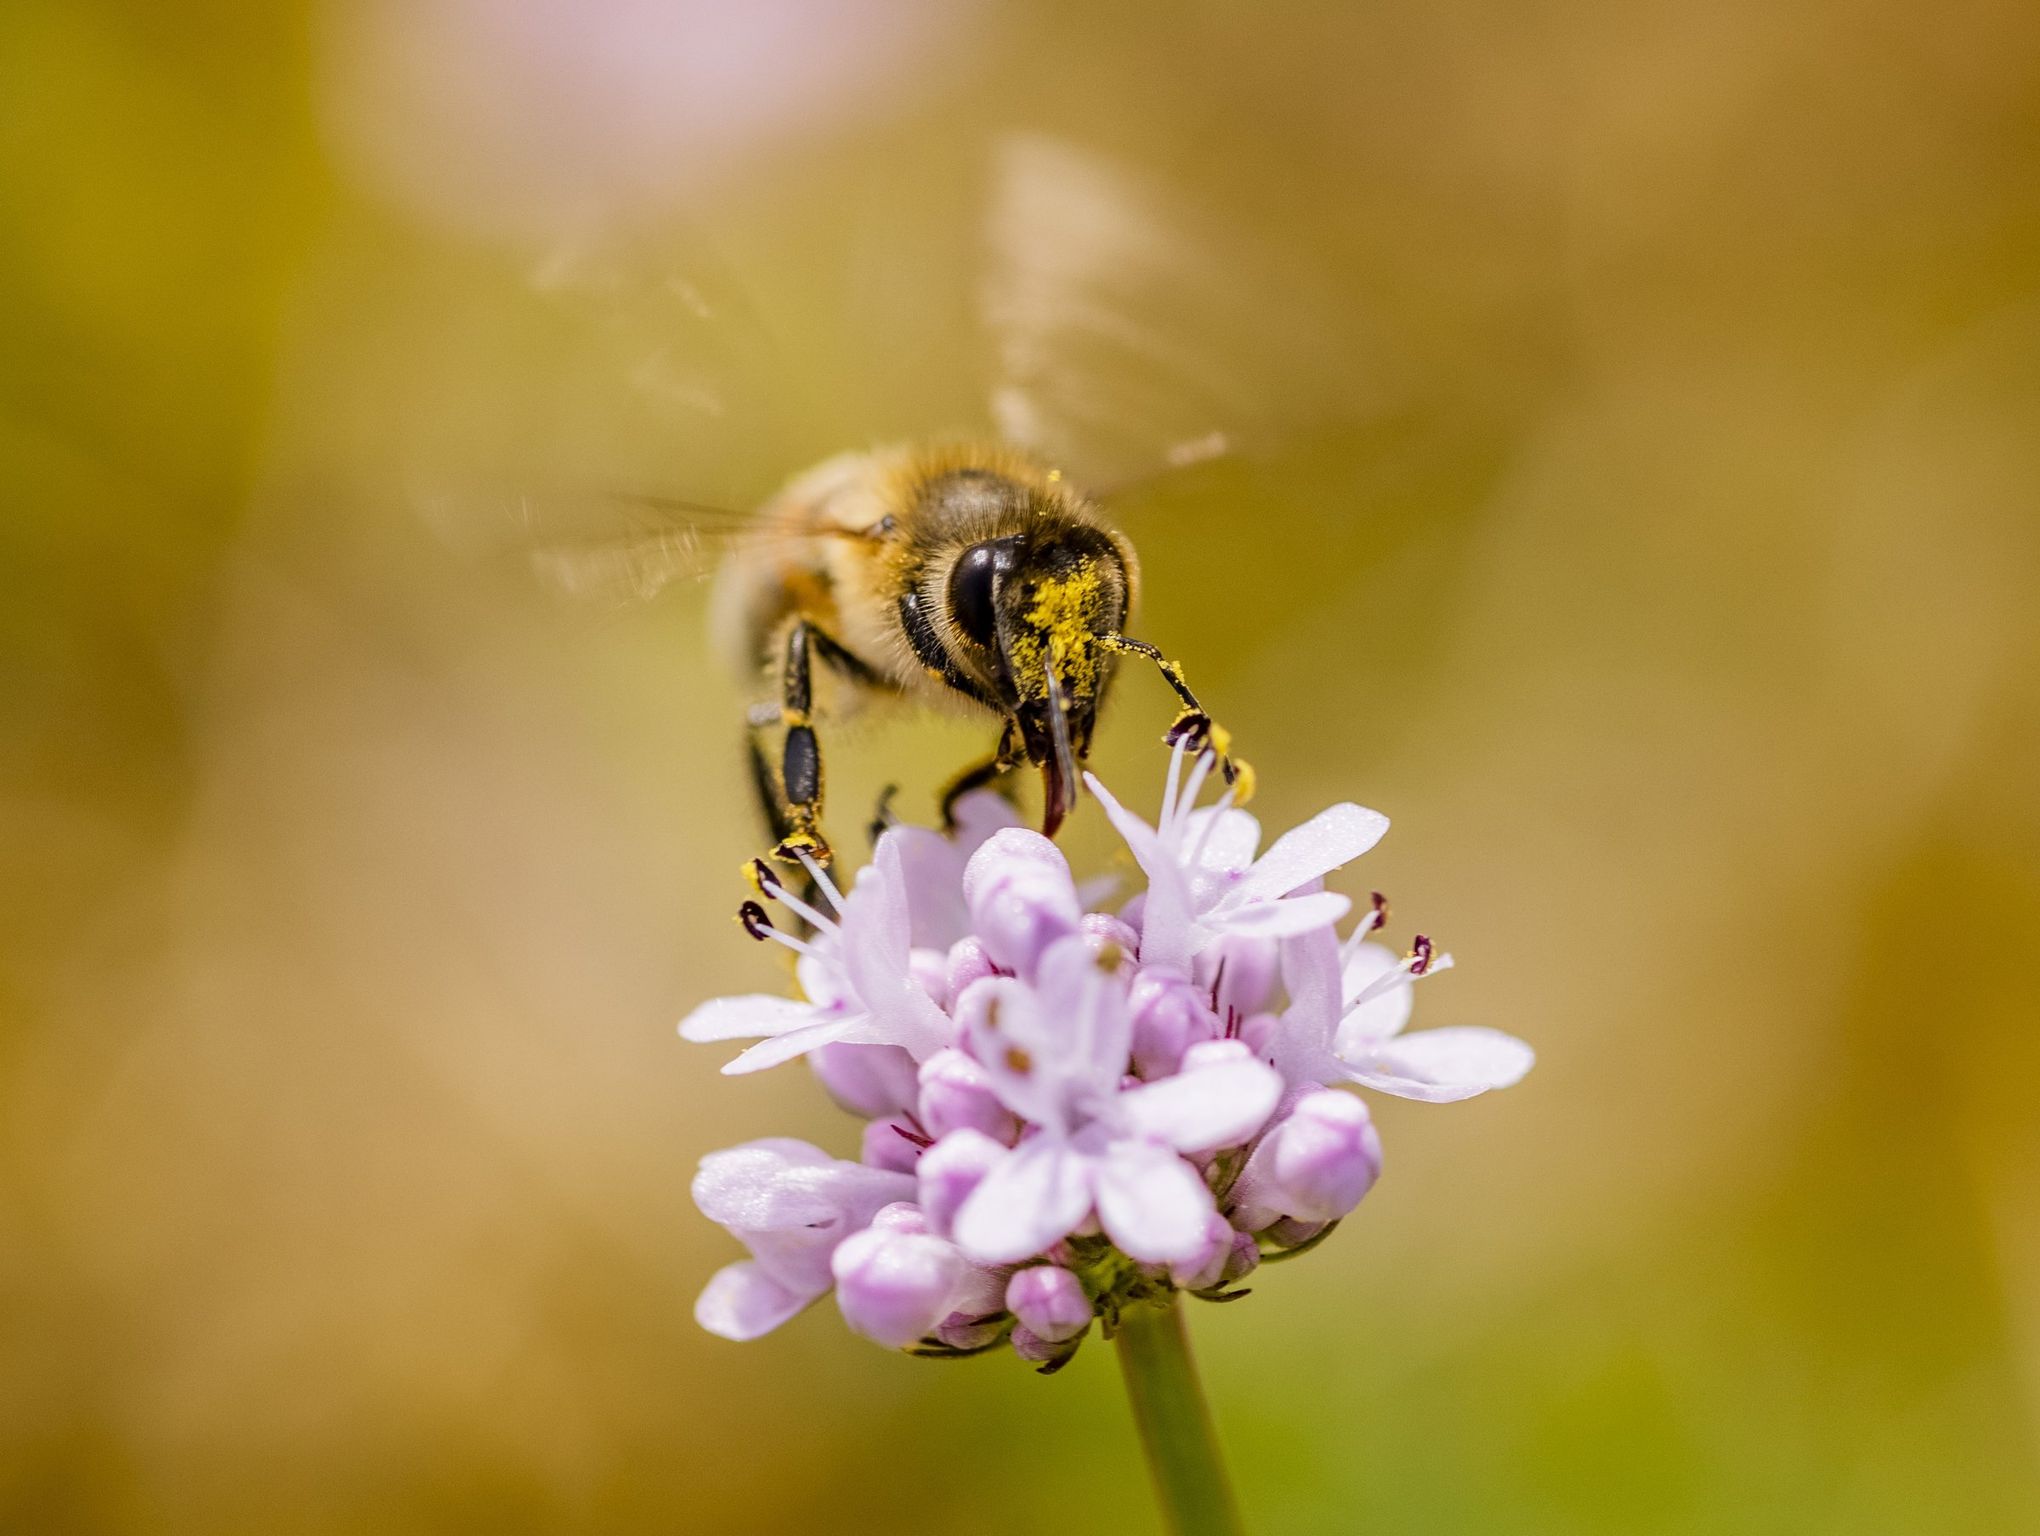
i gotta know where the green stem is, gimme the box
[1114,1298,1246,1536]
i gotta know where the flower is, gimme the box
[1229,1088,1383,1230]
[680,745,1532,1363]
[831,1202,1001,1349]
[692,1139,914,1341]
[949,938,1282,1266]
[677,837,951,1073]
[1086,741,1387,973]
[1271,911,1535,1102]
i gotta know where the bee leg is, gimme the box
[756,617,884,869]
[1103,634,1254,800]
[939,720,1025,831]
[765,619,836,868]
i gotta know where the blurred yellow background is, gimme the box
[6,2,2039,1532]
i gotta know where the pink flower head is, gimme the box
[679,744,1533,1358]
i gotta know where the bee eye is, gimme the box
[947,542,1006,648]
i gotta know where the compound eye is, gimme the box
[947,541,1006,648]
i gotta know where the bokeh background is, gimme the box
[6,2,2040,1532]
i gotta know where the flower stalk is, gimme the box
[1115,1298,1244,1536]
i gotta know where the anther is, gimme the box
[745,857,780,898]
[738,900,775,941]
[1410,934,1435,975]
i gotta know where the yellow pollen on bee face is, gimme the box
[1015,566,1107,699]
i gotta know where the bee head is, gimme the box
[943,525,1130,835]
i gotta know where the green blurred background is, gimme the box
[6,2,2039,1532]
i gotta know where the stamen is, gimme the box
[769,887,836,938]
[739,900,823,960]
[1340,892,1390,958]
[795,849,846,915]
[1410,935,1434,976]
[1159,735,1190,831]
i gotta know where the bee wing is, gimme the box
[413,222,806,602]
[981,134,1370,488]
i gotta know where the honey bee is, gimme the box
[490,135,1355,870]
[709,441,1240,867]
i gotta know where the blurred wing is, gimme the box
[982,134,1368,489]
[414,222,800,596]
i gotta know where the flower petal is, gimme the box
[695,1260,817,1341]
[679,994,816,1043]
[719,1015,858,1075]
[1185,806,1261,875]
[1236,803,1389,902]
[1347,1026,1535,1102]
[1086,771,1195,973]
[952,1136,1094,1265]
[1118,1050,1282,1153]
[1092,1140,1219,1265]
[1205,890,1352,941]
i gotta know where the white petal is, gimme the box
[1204,890,1352,941]
[952,1137,1094,1265]
[1086,772,1195,973]
[695,1260,817,1341]
[1347,1027,1535,1102]
[1092,1141,1219,1265]
[679,994,817,1043]
[1236,804,1389,902]
[1185,806,1261,874]
[1118,1053,1282,1153]
[720,1016,857,1075]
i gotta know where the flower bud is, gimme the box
[860,1117,922,1174]
[831,1204,968,1349]
[1080,911,1142,958]
[1004,1265,1093,1343]
[1231,1089,1382,1229]
[945,935,996,998]
[1011,1322,1084,1369]
[811,1043,919,1120]
[963,829,1081,976]
[918,1048,1019,1142]
[915,1127,1006,1238]
[1169,1212,1235,1290]
[1128,970,1221,1078]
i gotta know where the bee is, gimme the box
[710,441,1241,867]
[497,135,1350,870]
